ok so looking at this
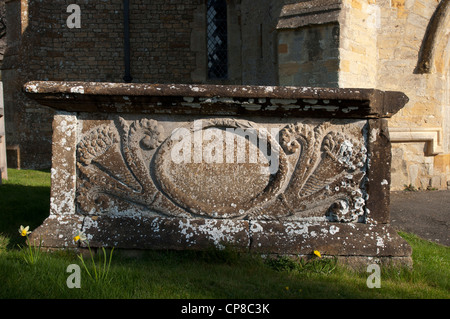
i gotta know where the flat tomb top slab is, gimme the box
[23,81,408,119]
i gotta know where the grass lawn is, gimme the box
[0,169,449,301]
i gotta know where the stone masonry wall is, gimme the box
[3,0,54,169]
[276,0,449,190]
[373,0,449,190]
[3,0,205,169]
[340,0,450,190]
[278,22,340,87]
[24,0,204,83]
[11,0,285,86]
[338,0,379,88]
[3,0,288,169]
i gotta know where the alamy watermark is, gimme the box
[66,264,81,288]
[66,262,382,289]
[366,264,381,288]
[66,4,81,29]
[169,120,281,174]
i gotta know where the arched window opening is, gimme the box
[207,0,228,79]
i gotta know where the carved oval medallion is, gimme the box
[153,119,288,218]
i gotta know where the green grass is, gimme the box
[0,169,51,248]
[0,169,449,299]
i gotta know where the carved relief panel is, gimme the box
[76,116,369,224]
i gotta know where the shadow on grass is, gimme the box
[0,183,50,248]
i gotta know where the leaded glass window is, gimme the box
[207,0,228,79]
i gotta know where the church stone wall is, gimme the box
[3,0,205,169]
[277,0,450,190]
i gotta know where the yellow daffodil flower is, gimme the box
[19,225,31,237]
[73,231,87,243]
[313,250,322,258]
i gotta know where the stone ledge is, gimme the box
[389,127,443,155]
[277,0,342,29]
[23,81,408,119]
[31,215,412,263]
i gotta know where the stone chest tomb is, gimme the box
[25,81,412,266]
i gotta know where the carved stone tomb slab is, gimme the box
[24,82,412,265]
